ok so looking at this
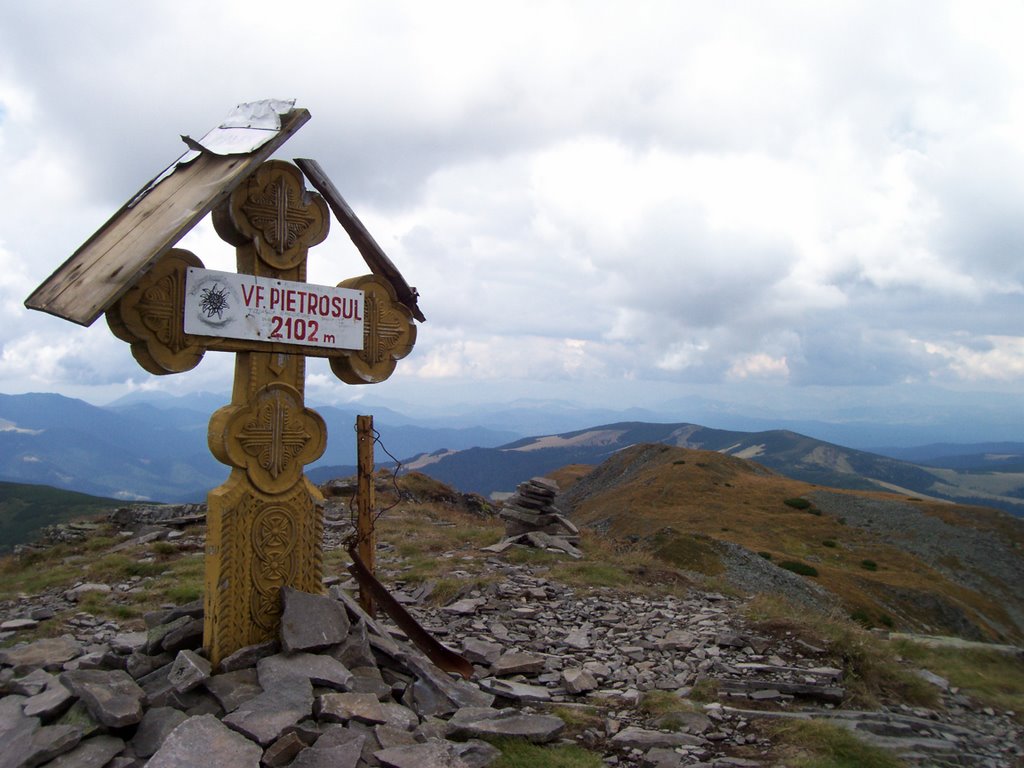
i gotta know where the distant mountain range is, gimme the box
[1,391,1023,515]
[381,422,1024,515]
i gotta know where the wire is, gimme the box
[342,422,404,551]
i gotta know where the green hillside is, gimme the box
[0,481,121,552]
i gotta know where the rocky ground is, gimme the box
[0,503,1022,767]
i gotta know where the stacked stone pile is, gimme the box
[0,586,566,768]
[489,477,582,558]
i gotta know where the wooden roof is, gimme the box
[25,104,310,326]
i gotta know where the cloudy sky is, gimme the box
[2,1,1023,429]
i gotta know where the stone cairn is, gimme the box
[0,586,565,768]
[487,477,582,559]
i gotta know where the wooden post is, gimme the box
[356,415,376,616]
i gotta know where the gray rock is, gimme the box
[217,640,278,672]
[110,631,148,655]
[0,619,38,632]
[0,636,82,671]
[64,584,112,602]
[59,669,145,727]
[203,668,262,713]
[451,739,502,768]
[280,587,350,652]
[144,616,192,655]
[375,739,471,768]
[561,668,598,694]
[257,652,353,691]
[168,649,211,693]
[146,714,262,768]
[44,735,125,768]
[461,639,501,666]
[23,680,74,719]
[642,747,684,768]
[610,727,704,749]
[329,619,376,669]
[9,724,83,767]
[379,702,420,731]
[447,708,564,744]
[130,706,189,758]
[288,731,365,768]
[221,676,312,746]
[490,652,545,677]
[261,731,308,767]
[477,678,552,703]
[5,669,55,697]
[160,618,203,653]
[317,692,387,724]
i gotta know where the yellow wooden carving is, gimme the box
[214,159,328,270]
[330,274,417,384]
[203,161,331,665]
[105,249,207,375]
[99,158,418,665]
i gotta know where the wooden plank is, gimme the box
[25,109,311,326]
[294,158,426,322]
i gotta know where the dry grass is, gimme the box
[567,445,1022,643]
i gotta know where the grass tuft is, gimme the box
[768,719,907,767]
[490,738,603,768]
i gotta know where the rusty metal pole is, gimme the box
[356,415,376,616]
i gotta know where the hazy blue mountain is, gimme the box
[404,421,1024,515]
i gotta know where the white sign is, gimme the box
[183,268,364,350]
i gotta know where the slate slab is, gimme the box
[130,706,189,758]
[280,587,350,652]
[146,714,262,768]
[0,636,82,671]
[44,735,125,768]
[59,669,145,727]
[221,676,313,746]
[257,652,354,691]
[375,739,471,768]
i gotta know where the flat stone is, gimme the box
[144,616,192,655]
[5,668,55,696]
[317,692,387,724]
[203,669,262,713]
[217,639,278,672]
[130,706,189,758]
[642,747,684,768]
[146,714,262,768]
[110,631,148,655]
[447,709,565,744]
[442,599,486,616]
[478,678,552,703]
[329,619,376,669]
[0,619,38,632]
[461,638,502,666]
[379,702,420,731]
[374,724,417,750]
[561,667,598,694]
[221,676,312,746]
[288,730,364,768]
[349,665,393,700]
[280,587,351,652]
[168,649,211,693]
[44,735,125,768]
[9,723,83,767]
[491,651,545,676]
[0,636,83,671]
[59,669,145,728]
[64,584,111,602]
[160,618,204,653]
[610,726,704,749]
[23,680,74,719]
[452,739,502,768]
[563,629,591,649]
[375,739,471,768]
[261,731,308,768]
[257,652,353,691]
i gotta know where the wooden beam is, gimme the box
[294,158,426,323]
[356,414,377,616]
[26,110,311,326]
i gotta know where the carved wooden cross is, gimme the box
[106,159,416,665]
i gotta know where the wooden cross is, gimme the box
[106,159,416,665]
